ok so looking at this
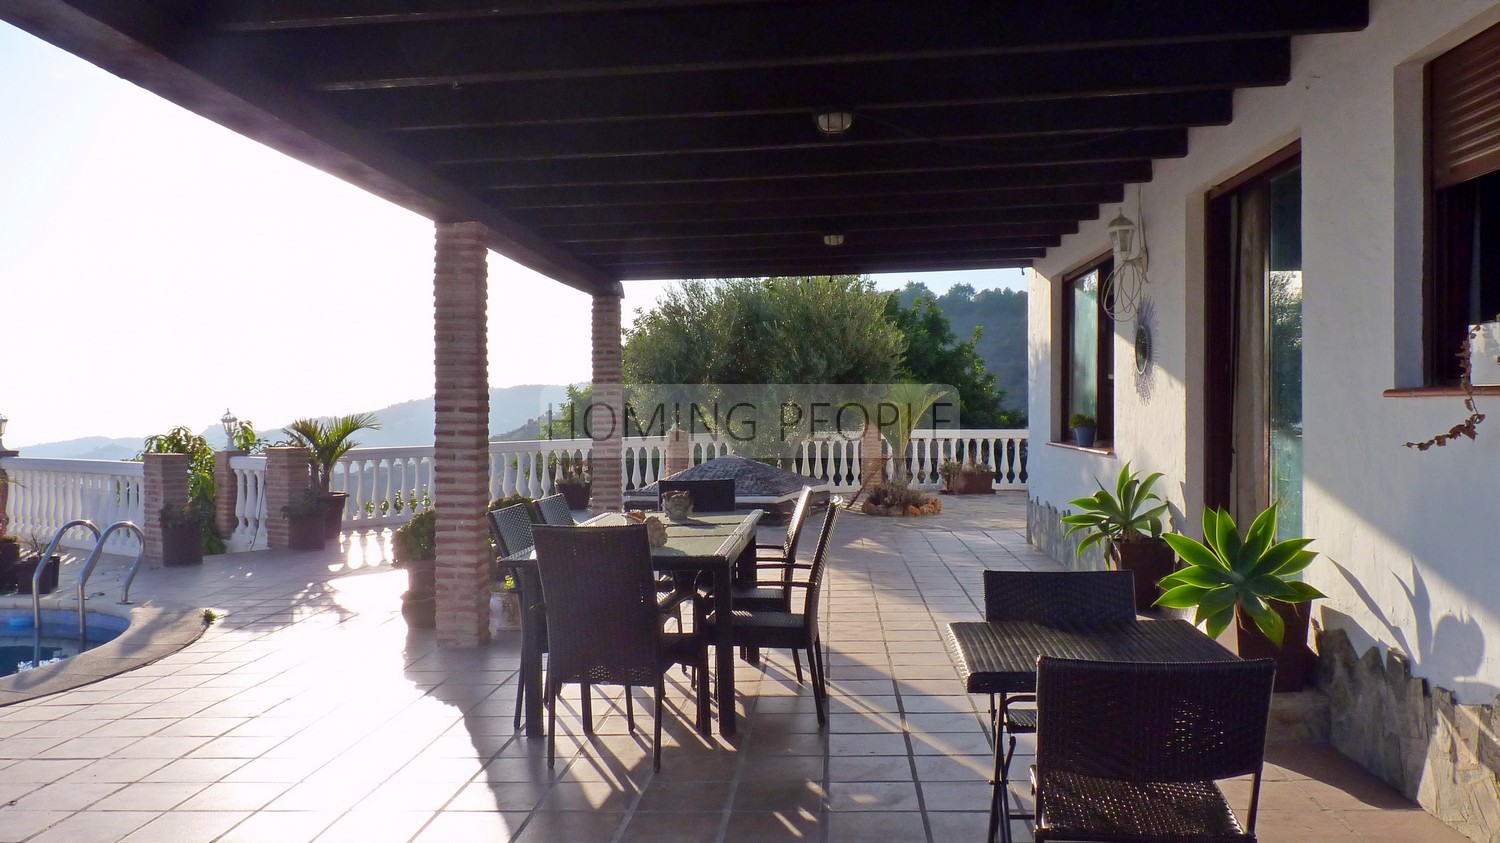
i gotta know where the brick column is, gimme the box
[265,446,313,551]
[433,221,491,647]
[214,449,245,540]
[142,453,190,563]
[663,424,691,479]
[860,421,887,488]
[590,285,626,513]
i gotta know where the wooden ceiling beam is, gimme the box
[563,222,1076,252]
[578,236,1059,261]
[388,93,1232,160]
[321,41,1289,128]
[209,1,1364,89]
[530,205,1099,240]
[594,243,1048,267]
[449,131,1184,189]
[616,255,1035,281]
[509,185,1123,228]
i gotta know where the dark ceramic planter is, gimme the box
[1109,538,1176,611]
[286,514,327,551]
[947,471,996,494]
[1236,601,1315,692]
[322,492,349,539]
[13,554,60,595]
[160,523,203,567]
[401,592,437,629]
[557,482,591,510]
[1072,425,1097,447]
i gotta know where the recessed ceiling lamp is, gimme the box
[814,110,854,136]
[822,233,846,247]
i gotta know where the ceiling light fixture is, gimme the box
[814,110,854,136]
[822,233,846,247]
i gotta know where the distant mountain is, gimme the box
[896,283,1028,424]
[16,384,580,459]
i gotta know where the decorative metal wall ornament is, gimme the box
[1133,298,1156,401]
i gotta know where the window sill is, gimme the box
[1047,440,1115,456]
[1383,385,1500,397]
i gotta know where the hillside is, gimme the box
[895,283,1027,424]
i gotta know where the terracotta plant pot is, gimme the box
[322,492,349,539]
[557,482,591,510]
[160,522,203,567]
[948,470,996,494]
[1109,538,1176,611]
[1235,601,1315,692]
[401,592,436,629]
[286,514,327,551]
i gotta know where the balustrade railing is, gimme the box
[0,457,143,553]
[4,429,1027,550]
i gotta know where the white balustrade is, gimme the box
[3,430,1028,550]
[228,455,268,552]
[0,457,144,553]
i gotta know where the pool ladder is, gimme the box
[29,520,148,646]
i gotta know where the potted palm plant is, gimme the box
[159,500,211,566]
[393,509,437,629]
[1155,505,1325,691]
[280,486,328,551]
[1061,463,1174,609]
[282,413,380,539]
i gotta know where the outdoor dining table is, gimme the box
[946,617,1239,843]
[504,509,763,739]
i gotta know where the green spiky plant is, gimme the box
[1155,506,1325,647]
[281,413,381,494]
[1060,462,1168,555]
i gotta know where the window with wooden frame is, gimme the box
[1428,21,1500,385]
[1057,256,1114,445]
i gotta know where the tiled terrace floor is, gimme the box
[0,493,1466,842]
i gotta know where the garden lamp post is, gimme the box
[221,409,239,446]
[0,412,8,452]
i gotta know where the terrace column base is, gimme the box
[142,453,191,563]
[264,447,313,551]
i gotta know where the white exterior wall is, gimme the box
[1028,0,1500,701]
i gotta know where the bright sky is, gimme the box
[0,23,1024,447]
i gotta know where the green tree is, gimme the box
[896,282,1028,425]
[884,289,1008,427]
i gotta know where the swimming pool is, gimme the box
[0,609,128,677]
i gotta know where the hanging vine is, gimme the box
[1405,323,1490,450]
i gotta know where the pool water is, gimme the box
[0,611,128,677]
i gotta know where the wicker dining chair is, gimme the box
[532,524,711,772]
[1031,657,1276,842]
[489,503,545,731]
[658,478,736,513]
[731,485,815,613]
[713,497,841,726]
[982,569,1137,843]
[537,493,577,526]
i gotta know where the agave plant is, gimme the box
[1156,506,1325,647]
[282,413,381,494]
[1060,462,1168,555]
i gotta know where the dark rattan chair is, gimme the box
[489,503,544,730]
[982,569,1136,843]
[712,497,841,726]
[532,524,710,771]
[537,493,577,526]
[658,478,736,513]
[732,485,815,613]
[1031,657,1276,843]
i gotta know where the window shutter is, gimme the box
[1431,22,1500,189]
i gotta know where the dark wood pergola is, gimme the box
[2,1,1367,292]
[0,1,1371,647]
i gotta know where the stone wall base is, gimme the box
[1026,496,1108,571]
[1318,627,1500,841]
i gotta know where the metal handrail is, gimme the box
[31,520,100,637]
[76,521,144,643]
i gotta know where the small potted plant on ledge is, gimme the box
[393,509,437,629]
[1155,505,1324,691]
[1062,463,1174,610]
[281,487,328,551]
[1069,413,1098,447]
[159,500,211,567]
[554,457,592,510]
